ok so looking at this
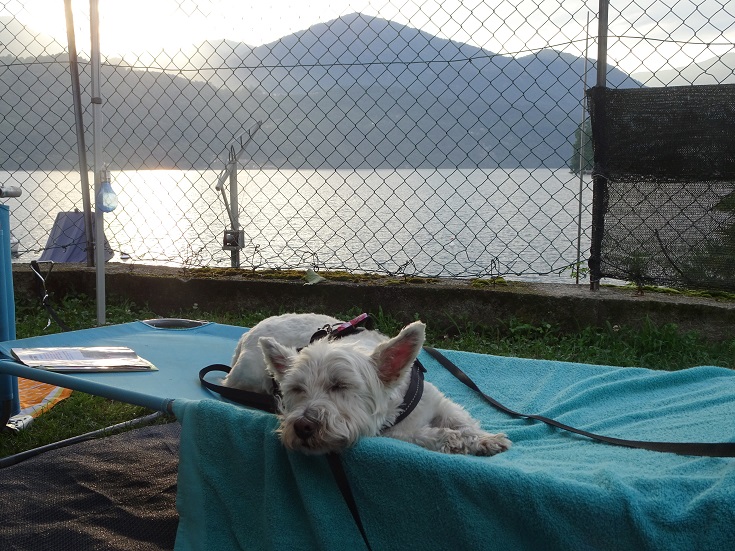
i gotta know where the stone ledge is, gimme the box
[12,263,735,341]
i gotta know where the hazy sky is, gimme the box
[3,0,733,72]
[8,0,585,52]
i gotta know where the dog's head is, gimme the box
[258,321,426,454]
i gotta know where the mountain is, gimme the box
[632,53,735,86]
[1,13,641,170]
[232,14,495,93]
[196,13,637,96]
[175,13,640,168]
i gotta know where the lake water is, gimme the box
[1,167,593,283]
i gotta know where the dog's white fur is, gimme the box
[224,313,511,456]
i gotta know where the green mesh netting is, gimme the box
[587,84,735,290]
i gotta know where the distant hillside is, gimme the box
[2,13,642,170]
[0,51,256,170]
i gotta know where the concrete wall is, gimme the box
[12,263,735,340]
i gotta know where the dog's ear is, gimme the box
[371,321,426,384]
[259,337,294,380]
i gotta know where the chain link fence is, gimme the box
[1,1,733,285]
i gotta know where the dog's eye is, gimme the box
[288,384,306,394]
[329,381,349,392]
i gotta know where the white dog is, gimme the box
[224,313,511,456]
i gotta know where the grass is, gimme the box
[1,292,733,459]
[435,317,735,370]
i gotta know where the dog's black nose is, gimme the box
[294,417,317,440]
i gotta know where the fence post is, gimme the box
[90,0,106,324]
[64,0,94,267]
[575,11,591,285]
[589,0,610,291]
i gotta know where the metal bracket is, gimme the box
[222,229,245,251]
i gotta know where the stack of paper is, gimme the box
[11,347,157,373]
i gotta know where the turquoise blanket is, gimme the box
[173,349,735,550]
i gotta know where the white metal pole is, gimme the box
[229,159,239,268]
[576,12,590,285]
[597,0,609,88]
[90,0,105,325]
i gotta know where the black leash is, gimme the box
[326,452,373,551]
[198,364,278,413]
[29,260,70,332]
[423,347,735,458]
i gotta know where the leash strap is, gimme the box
[198,364,278,413]
[423,347,735,457]
[327,452,373,551]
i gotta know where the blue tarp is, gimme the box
[39,211,113,263]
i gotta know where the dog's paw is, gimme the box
[435,429,510,456]
[474,433,512,456]
[440,430,511,456]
